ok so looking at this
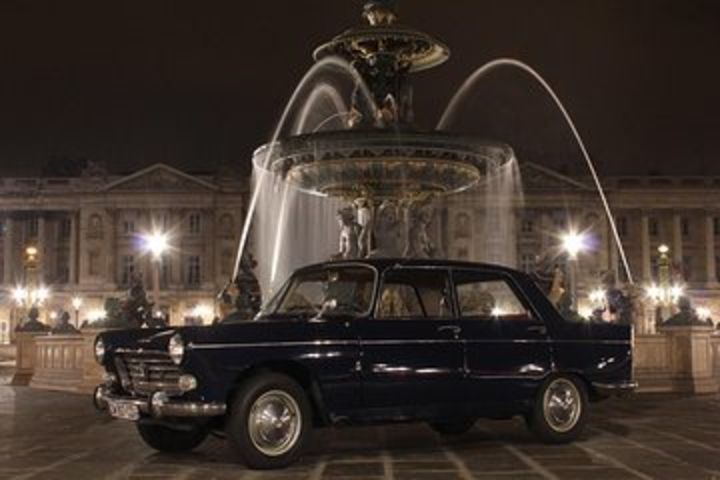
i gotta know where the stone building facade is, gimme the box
[443,162,720,329]
[2,160,720,343]
[0,163,245,343]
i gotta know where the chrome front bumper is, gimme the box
[592,381,639,396]
[94,385,226,418]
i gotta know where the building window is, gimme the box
[455,213,470,238]
[121,255,135,285]
[616,216,628,237]
[714,218,720,237]
[716,256,720,282]
[521,218,534,234]
[520,254,536,273]
[88,251,100,276]
[681,217,690,237]
[682,255,692,281]
[28,217,38,237]
[189,214,201,234]
[456,247,469,259]
[649,218,659,237]
[186,255,201,286]
[122,220,135,235]
[220,249,233,276]
[60,218,72,239]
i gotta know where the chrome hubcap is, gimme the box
[543,378,581,433]
[248,390,301,456]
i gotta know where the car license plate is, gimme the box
[108,399,140,421]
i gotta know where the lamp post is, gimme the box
[561,230,587,311]
[646,244,684,326]
[141,231,170,317]
[71,296,83,328]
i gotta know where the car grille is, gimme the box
[114,349,181,396]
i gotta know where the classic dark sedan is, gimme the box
[94,259,636,469]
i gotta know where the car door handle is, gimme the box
[437,325,461,338]
[526,324,547,335]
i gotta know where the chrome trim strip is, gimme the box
[592,381,638,392]
[188,338,631,350]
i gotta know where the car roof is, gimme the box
[296,258,530,279]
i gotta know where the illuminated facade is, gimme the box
[2,161,720,343]
[0,163,245,342]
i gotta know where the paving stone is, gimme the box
[1,385,720,479]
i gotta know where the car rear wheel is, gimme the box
[226,373,312,469]
[527,375,588,443]
[137,422,209,452]
[429,418,476,435]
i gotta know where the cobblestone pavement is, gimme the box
[1,386,720,479]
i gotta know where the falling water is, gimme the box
[441,156,524,267]
[233,57,378,294]
[438,58,634,284]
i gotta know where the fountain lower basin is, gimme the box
[254,129,514,201]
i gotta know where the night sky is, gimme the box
[0,0,718,177]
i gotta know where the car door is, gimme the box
[357,267,465,419]
[454,269,552,408]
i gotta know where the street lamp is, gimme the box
[646,244,684,326]
[72,296,83,328]
[560,230,588,310]
[141,231,171,316]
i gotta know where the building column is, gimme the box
[37,214,46,284]
[68,211,78,284]
[599,212,610,274]
[672,212,683,267]
[640,212,651,282]
[3,216,14,285]
[705,212,717,286]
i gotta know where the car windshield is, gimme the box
[274,265,376,317]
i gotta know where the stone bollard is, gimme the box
[11,331,49,386]
[657,325,719,394]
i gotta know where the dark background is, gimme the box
[0,0,718,176]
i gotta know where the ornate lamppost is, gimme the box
[646,244,684,327]
[561,230,588,311]
[140,231,170,317]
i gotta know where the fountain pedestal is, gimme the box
[657,325,718,394]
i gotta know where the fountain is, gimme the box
[234,0,632,300]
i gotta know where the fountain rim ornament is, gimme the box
[254,0,513,203]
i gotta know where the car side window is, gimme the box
[376,268,453,319]
[454,271,531,320]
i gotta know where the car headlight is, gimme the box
[168,333,185,365]
[94,337,106,365]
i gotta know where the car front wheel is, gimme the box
[527,375,588,443]
[226,373,311,469]
[137,422,209,452]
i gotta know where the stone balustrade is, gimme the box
[12,325,720,396]
[27,329,106,394]
[634,326,720,394]
[30,334,85,392]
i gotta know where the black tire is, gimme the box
[429,418,476,435]
[526,374,588,444]
[136,422,209,453]
[226,373,312,469]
